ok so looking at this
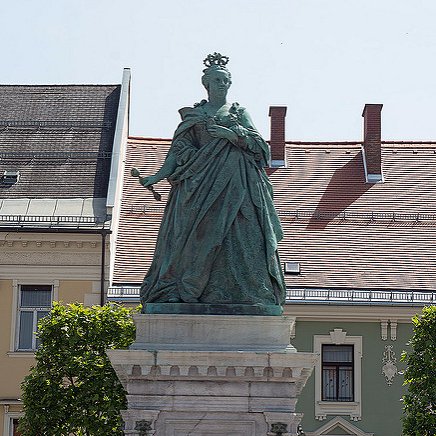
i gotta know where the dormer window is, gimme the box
[284,261,300,274]
[2,170,20,185]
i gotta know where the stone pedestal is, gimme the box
[107,314,317,436]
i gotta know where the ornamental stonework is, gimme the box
[382,345,398,386]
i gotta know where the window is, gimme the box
[2,411,23,436]
[12,418,21,436]
[17,285,52,351]
[322,345,354,402]
[2,170,20,185]
[314,329,362,421]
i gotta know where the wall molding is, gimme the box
[0,239,104,249]
[0,251,101,267]
[285,304,418,323]
[0,265,102,281]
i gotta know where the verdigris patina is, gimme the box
[137,53,285,315]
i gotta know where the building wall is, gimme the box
[0,232,109,434]
[292,318,413,436]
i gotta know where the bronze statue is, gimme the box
[136,53,286,312]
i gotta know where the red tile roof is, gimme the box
[113,138,436,292]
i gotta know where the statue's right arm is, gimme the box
[139,153,178,187]
[139,127,197,187]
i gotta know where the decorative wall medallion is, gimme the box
[382,345,397,385]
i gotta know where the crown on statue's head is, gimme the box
[203,52,229,68]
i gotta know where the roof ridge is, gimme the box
[128,136,172,141]
[286,141,361,145]
[0,84,120,88]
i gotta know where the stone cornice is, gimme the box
[284,304,419,322]
[0,240,105,249]
[107,349,317,396]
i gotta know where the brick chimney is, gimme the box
[362,104,383,183]
[268,106,287,167]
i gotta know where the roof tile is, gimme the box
[113,138,436,292]
[0,85,120,199]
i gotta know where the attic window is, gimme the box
[2,170,20,185]
[284,261,300,275]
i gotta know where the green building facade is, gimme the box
[286,302,422,436]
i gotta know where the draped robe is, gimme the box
[140,102,286,307]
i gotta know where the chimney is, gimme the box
[362,104,383,183]
[269,106,287,167]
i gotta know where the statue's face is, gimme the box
[207,69,231,98]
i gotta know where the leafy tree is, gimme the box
[402,306,436,436]
[19,302,137,436]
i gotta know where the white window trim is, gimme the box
[3,410,23,436]
[306,416,374,436]
[314,329,362,422]
[9,279,59,354]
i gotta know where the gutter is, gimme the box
[100,231,107,305]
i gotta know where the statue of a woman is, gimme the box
[138,53,285,312]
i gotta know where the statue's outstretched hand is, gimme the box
[130,168,162,201]
[139,175,159,187]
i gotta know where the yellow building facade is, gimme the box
[0,232,110,433]
[0,71,130,435]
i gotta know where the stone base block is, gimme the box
[131,313,296,351]
[121,410,303,436]
[107,314,317,436]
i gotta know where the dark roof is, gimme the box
[0,85,121,198]
[113,138,436,292]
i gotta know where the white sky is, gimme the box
[1,0,435,141]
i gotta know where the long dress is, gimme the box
[140,101,286,306]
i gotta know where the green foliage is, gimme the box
[19,302,137,436]
[401,306,436,436]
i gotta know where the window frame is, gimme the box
[17,285,52,351]
[11,417,21,436]
[321,344,354,402]
[314,329,362,422]
[3,411,23,436]
[10,279,58,354]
